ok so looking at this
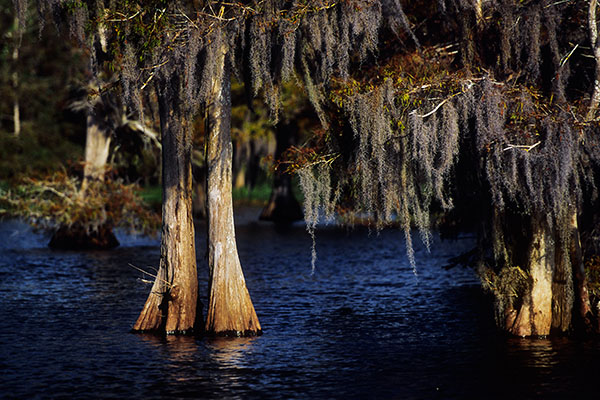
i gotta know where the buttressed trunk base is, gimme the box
[494,213,590,337]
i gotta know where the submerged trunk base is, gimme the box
[204,329,263,338]
[131,328,197,336]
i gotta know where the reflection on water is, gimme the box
[1,217,600,399]
[507,337,560,368]
[207,337,258,368]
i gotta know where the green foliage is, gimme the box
[231,80,275,143]
[137,184,162,212]
[232,182,272,205]
[0,171,160,235]
[0,126,82,181]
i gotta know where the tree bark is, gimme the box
[205,45,261,336]
[588,0,600,120]
[551,231,574,333]
[568,211,595,331]
[508,218,554,336]
[12,15,20,137]
[81,112,112,188]
[133,75,198,334]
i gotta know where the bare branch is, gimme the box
[502,141,541,152]
[129,263,172,287]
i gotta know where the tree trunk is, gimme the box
[81,112,112,189]
[49,108,117,249]
[205,46,261,336]
[508,218,554,336]
[12,43,20,137]
[569,211,595,331]
[133,76,198,334]
[551,231,574,333]
[588,0,600,120]
[233,140,248,190]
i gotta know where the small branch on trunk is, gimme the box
[411,79,476,119]
[502,141,541,152]
[560,43,579,68]
[129,263,172,287]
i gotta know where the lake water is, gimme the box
[1,210,599,399]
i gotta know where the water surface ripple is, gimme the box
[1,216,599,399]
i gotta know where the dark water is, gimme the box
[1,211,599,399]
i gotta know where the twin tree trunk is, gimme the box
[133,47,260,336]
[133,77,198,333]
[501,212,592,336]
[204,47,261,336]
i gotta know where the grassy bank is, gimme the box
[138,182,273,210]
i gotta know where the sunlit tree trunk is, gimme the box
[133,74,198,334]
[588,0,600,120]
[80,112,111,190]
[205,43,261,336]
[494,212,590,336]
[508,218,554,336]
[12,15,20,137]
[81,23,111,191]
